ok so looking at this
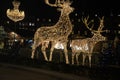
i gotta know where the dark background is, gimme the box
[0,0,120,38]
[0,0,119,19]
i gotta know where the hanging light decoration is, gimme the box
[6,0,25,22]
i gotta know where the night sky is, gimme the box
[0,0,120,38]
[0,0,120,20]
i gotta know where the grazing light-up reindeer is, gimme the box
[31,0,74,64]
[70,16,106,67]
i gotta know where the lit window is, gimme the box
[95,14,97,17]
[48,19,51,22]
[75,13,78,16]
[78,19,80,22]
[118,31,120,34]
[118,24,120,27]
[118,14,120,16]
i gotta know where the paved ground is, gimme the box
[0,63,90,80]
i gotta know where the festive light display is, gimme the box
[6,0,25,45]
[54,42,64,49]
[70,16,106,67]
[6,0,25,22]
[0,26,6,49]
[31,0,74,64]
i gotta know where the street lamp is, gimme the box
[6,0,25,22]
[6,0,25,44]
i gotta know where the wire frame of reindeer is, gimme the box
[31,0,74,64]
[70,16,107,67]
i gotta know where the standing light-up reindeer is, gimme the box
[31,0,74,64]
[70,16,106,66]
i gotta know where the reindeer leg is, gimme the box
[76,53,79,65]
[63,44,69,64]
[49,42,55,61]
[31,43,38,59]
[41,44,48,61]
[88,54,92,67]
[31,49,35,59]
[72,52,75,65]
[82,54,86,66]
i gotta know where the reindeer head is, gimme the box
[92,32,106,42]
[45,0,74,15]
[82,16,106,42]
[93,16,106,41]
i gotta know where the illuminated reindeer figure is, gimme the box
[70,16,106,66]
[31,0,74,64]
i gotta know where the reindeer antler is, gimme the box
[97,16,104,31]
[45,0,59,7]
[92,16,107,33]
[82,16,94,31]
[45,0,71,7]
